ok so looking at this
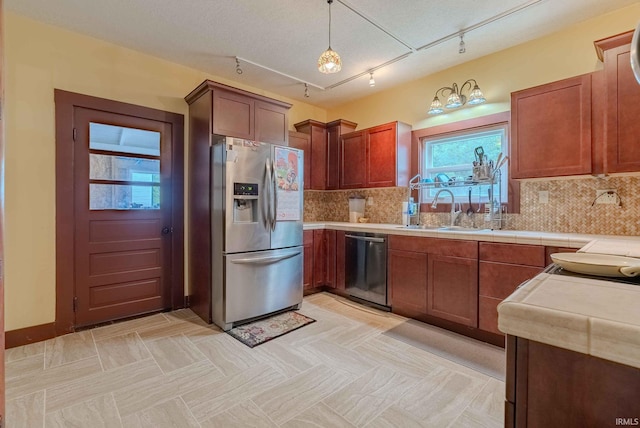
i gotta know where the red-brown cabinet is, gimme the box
[294,119,357,190]
[388,235,478,327]
[427,255,478,327]
[204,82,289,144]
[340,121,411,189]
[303,230,314,290]
[595,31,640,173]
[478,243,546,335]
[388,249,428,317]
[511,74,593,179]
[506,336,640,427]
[312,229,337,289]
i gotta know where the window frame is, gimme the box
[422,125,509,203]
[411,112,519,214]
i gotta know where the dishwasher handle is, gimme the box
[345,234,386,243]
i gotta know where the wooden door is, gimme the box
[340,131,366,188]
[73,108,173,327]
[389,249,427,317]
[0,0,5,419]
[366,122,397,187]
[427,255,478,327]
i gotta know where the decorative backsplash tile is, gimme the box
[304,175,640,236]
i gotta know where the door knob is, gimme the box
[161,227,172,235]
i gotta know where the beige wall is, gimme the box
[4,4,640,331]
[327,3,640,130]
[4,12,326,331]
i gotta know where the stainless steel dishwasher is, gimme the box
[344,232,388,308]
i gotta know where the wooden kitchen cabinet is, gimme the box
[312,229,336,288]
[479,243,545,335]
[388,235,478,327]
[327,120,358,189]
[303,230,314,289]
[427,255,478,327]
[340,121,411,189]
[335,230,346,290]
[288,131,311,190]
[511,74,593,179]
[294,119,357,190]
[193,80,289,144]
[506,336,640,428]
[595,31,640,173]
[388,249,428,317]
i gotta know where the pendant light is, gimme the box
[318,0,342,74]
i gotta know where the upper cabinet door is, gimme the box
[603,41,640,173]
[212,90,255,140]
[255,100,288,145]
[340,131,366,189]
[366,122,397,188]
[511,74,592,179]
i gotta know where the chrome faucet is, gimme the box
[431,189,461,226]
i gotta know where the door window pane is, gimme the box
[90,123,160,156]
[90,154,160,182]
[90,183,160,210]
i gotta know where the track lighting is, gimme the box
[458,33,466,54]
[304,84,310,98]
[369,72,375,87]
[235,57,243,75]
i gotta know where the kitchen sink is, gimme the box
[397,225,490,232]
[438,226,490,231]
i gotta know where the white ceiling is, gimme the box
[6,0,638,108]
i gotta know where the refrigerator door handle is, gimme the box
[264,158,272,229]
[271,159,278,231]
[230,251,301,265]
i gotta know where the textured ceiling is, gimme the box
[6,0,638,108]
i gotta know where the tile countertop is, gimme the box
[498,272,640,369]
[303,222,640,248]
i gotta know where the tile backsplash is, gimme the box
[304,175,640,236]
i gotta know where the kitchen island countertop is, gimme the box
[498,272,640,369]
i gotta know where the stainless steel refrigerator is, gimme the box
[210,135,304,331]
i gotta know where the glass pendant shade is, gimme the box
[318,48,342,73]
[428,97,444,115]
[445,92,463,109]
[467,84,486,105]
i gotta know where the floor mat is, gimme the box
[383,319,505,380]
[227,311,316,348]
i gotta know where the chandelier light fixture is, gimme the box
[318,0,342,74]
[428,79,486,115]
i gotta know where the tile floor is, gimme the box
[6,292,505,427]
